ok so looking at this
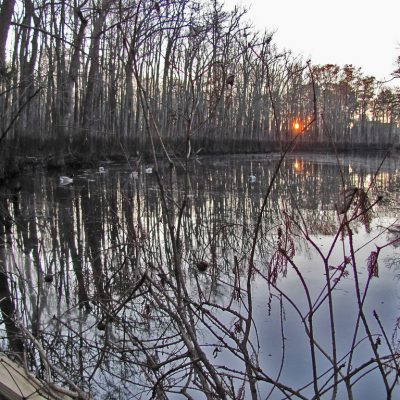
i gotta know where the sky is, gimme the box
[223,0,400,85]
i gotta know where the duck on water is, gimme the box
[59,176,73,185]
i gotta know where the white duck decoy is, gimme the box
[145,167,153,174]
[98,166,106,173]
[59,176,73,185]
[248,175,256,183]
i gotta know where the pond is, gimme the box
[0,152,400,399]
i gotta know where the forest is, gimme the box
[0,0,400,180]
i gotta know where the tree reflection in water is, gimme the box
[0,153,399,399]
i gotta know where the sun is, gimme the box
[292,119,303,133]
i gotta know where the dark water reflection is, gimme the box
[1,152,400,399]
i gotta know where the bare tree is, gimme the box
[0,0,16,73]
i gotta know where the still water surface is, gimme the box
[1,152,400,399]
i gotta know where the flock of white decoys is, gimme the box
[58,165,155,186]
[59,166,256,185]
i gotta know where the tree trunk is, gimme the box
[80,0,112,155]
[0,0,15,72]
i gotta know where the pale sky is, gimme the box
[223,0,400,84]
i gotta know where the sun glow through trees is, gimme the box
[293,119,302,133]
[293,116,313,133]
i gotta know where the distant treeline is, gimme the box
[0,0,399,175]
